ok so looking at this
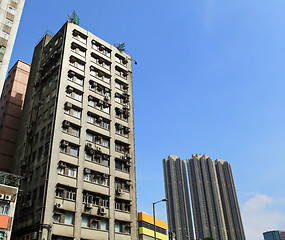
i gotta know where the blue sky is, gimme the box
[10,0,285,239]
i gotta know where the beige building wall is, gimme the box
[13,21,137,240]
[0,60,30,172]
[0,0,26,93]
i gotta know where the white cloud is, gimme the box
[241,193,285,240]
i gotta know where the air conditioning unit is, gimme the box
[124,111,130,117]
[63,120,71,127]
[90,149,96,155]
[123,104,130,109]
[123,58,128,64]
[87,143,93,148]
[31,232,37,240]
[69,71,75,76]
[104,95,110,101]
[102,174,109,179]
[99,207,107,215]
[126,180,132,186]
[96,146,101,152]
[59,161,67,168]
[125,161,131,167]
[97,117,103,122]
[67,86,74,92]
[65,102,72,109]
[55,203,62,208]
[116,188,123,195]
[97,100,103,106]
[124,127,130,133]
[0,194,4,200]
[61,140,68,147]
[84,168,91,174]
[86,203,92,209]
[26,200,32,207]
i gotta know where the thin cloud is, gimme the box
[242,193,285,240]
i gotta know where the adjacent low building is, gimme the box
[264,230,285,240]
[0,171,21,240]
[138,212,168,240]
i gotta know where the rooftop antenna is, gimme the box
[114,41,126,52]
[68,10,80,25]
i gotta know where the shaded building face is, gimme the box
[0,60,30,172]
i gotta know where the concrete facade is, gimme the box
[163,155,194,240]
[0,60,30,172]
[0,0,26,93]
[187,154,245,240]
[12,21,137,240]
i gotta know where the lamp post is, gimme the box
[153,198,167,240]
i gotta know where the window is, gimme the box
[115,221,122,233]
[115,221,131,234]
[66,88,83,102]
[115,82,121,89]
[5,19,13,27]
[53,214,61,223]
[102,122,110,130]
[115,161,122,171]
[70,146,79,157]
[87,115,95,124]
[0,46,5,54]
[84,173,92,182]
[66,189,76,200]
[0,203,9,215]
[115,201,122,211]
[115,97,121,103]
[63,124,80,137]
[86,132,93,141]
[100,218,108,230]
[58,166,64,175]
[64,104,82,119]
[1,31,9,40]
[7,6,16,15]
[65,212,74,225]
[84,170,109,187]
[82,215,89,228]
[68,167,77,178]
[81,213,108,230]
[102,139,109,148]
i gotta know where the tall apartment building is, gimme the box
[0,0,26,93]
[12,21,137,240]
[264,230,285,240]
[0,60,30,172]
[187,154,245,240]
[163,155,194,240]
[138,212,168,240]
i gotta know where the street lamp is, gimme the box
[153,198,167,240]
